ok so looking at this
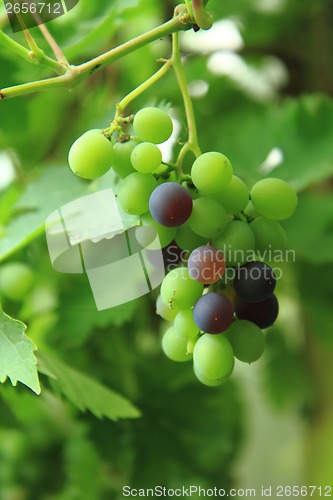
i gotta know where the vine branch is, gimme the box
[172,31,201,171]
[0,9,193,100]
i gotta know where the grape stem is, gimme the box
[171,31,202,173]
[37,22,69,65]
[0,11,194,100]
[0,29,66,75]
[192,0,213,30]
[184,0,194,18]
[106,6,205,176]
[105,59,173,137]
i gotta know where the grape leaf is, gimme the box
[37,351,141,421]
[56,280,140,349]
[0,166,87,262]
[0,166,138,262]
[61,436,103,500]
[0,309,40,394]
[282,192,333,264]
[209,93,333,191]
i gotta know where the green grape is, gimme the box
[174,309,199,339]
[251,178,298,220]
[130,142,162,173]
[134,226,157,250]
[68,131,114,179]
[117,173,157,215]
[250,216,287,254]
[188,197,228,238]
[133,107,173,144]
[0,262,34,301]
[141,212,176,249]
[244,200,260,218]
[187,336,199,355]
[215,220,255,266]
[162,326,192,362]
[214,175,249,214]
[220,284,236,304]
[156,294,178,321]
[193,333,234,380]
[182,182,200,200]
[82,129,104,137]
[191,152,233,194]
[226,320,265,363]
[194,364,228,387]
[175,223,207,252]
[161,267,204,311]
[112,138,140,178]
[154,164,168,176]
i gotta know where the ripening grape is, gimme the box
[117,172,157,215]
[68,131,114,179]
[174,309,199,339]
[251,178,298,220]
[215,220,255,266]
[133,107,173,144]
[193,292,234,334]
[0,262,34,301]
[233,261,276,302]
[156,294,178,322]
[149,182,193,227]
[250,216,287,254]
[226,320,265,363]
[112,138,140,178]
[188,245,226,284]
[193,333,234,380]
[141,212,177,249]
[162,326,192,362]
[161,267,204,311]
[188,197,228,238]
[234,293,279,329]
[130,142,162,173]
[191,152,233,194]
[214,175,249,214]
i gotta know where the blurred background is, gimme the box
[0,0,333,498]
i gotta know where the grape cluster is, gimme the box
[67,106,298,387]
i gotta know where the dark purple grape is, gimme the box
[163,241,185,270]
[235,294,279,329]
[233,261,276,303]
[193,292,234,334]
[145,241,186,272]
[149,182,193,227]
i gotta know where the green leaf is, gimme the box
[0,166,87,262]
[37,351,141,421]
[0,166,139,262]
[263,327,311,409]
[61,436,103,500]
[0,309,40,394]
[211,94,333,191]
[294,261,333,344]
[282,192,333,264]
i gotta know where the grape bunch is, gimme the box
[67,106,298,387]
